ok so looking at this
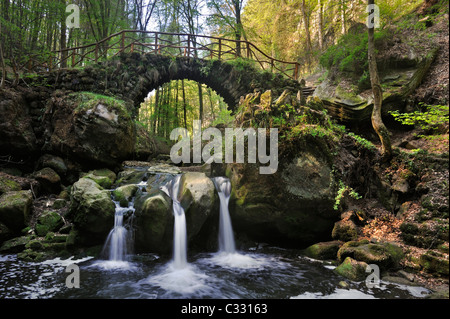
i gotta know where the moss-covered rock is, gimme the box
[334,257,368,281]
[0,235,32,253]
[332,219,358,242]
[35,211,64,236]
[419,251,449,276]
[133,188,172,253]
[179,172,216,239]
[337,240,404,270]
[113,184,138,207]
[303,240,344,260]
[0,190,33,233]
[44,91,136,168]
[0,175,21,195]
[83,168,117,189]
[33,167,61,194]
[67,177,115,244]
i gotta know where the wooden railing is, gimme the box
[27,30,302,80]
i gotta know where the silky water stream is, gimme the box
[0,168,432,299]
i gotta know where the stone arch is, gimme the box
[43,52,304,115]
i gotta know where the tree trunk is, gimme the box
[60,0,67,68]
[340,0,346,35]
[182,79,188,130]
[198,83,203,124]
[300,0,312,72]
[317,0,324,51]
[368,0,392,161]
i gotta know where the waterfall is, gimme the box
[101,201,135,262]
[161,174,188,269]
[212,177,236,254]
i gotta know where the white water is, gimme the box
[160,174,188,269]
[96,197,135,269]
[212,177,236,254]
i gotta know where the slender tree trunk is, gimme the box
[340,0,346,35]
[174,80,179,127]
[153,88,160,134]
[182,79,188,130]
[198,83,203,124]
[368,0,391,161]
[317,0,324,51]
[60,0,67,68]
[300,0,312,72]
[233,0,242,57]
[0,28,6,89]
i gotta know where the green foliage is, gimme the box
[389,103,449,131]
[334,180,362,211]
[348,132,376,150]
[319,29,390,84]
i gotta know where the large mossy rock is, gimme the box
[337,240,404,270]
[134,188,173,254]
[0,174,22,195]
[226,148,338,247]
[35,211,64,237]
[67,177,115,244]
[303,240,344,260]
[334,257,369,281]
[82,168,117,189]
[0,190,33,234]
[43,91,136,168]
[133,172,217,254]
[179,172,216,240]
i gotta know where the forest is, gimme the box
[1,0,443,136]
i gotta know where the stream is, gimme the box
[0,165,433,299]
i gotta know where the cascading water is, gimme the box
[101,201,134,263]
[160,174,187,269]
[212,177,236,254]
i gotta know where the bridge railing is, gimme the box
[26,30,301,81]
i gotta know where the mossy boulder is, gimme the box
[37,154,68,176]
[334,257,368,281]
[35,211,64,236]
[419,251,449,276]
[44,91,136,168]
[337,240,404,270]
[83,168,117,189]
[0,174,21,195]
[67,177,115,244]
[332,219,358,242]
[303,240,344,260]
[0,190,33,233]
[0,235,32,253]
[133,188,172,254]
[179,172,216,239]
[33,167,61,194]
[113,184,138,207]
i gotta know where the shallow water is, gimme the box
[0,247,431,299]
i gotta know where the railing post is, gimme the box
[121,32,125,52]
[270,58,274,73]
[95,44,98,62]
[131,43,134,53]
[154,33,158,54]
[187,35,191,57]
[246,42,250,59]
[72,49,76,67]
[218,38,222,60]
[294,63,299,80]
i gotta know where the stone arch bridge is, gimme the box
[37,52,312,114]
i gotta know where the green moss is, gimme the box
[0,176,21,194]
[71,91,131,120]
